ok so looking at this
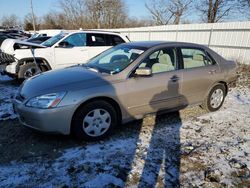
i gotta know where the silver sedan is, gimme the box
[13,41,237,140]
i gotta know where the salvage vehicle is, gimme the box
[0,33,16,46]
[1,31,129,79]
[13,41,237,140]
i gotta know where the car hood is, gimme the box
[20,66,113,99]
[0,39,46,55]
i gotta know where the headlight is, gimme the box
[26,92,66,109]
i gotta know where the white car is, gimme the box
[0,30,129,79]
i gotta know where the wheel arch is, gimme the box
[17,57,52,72]
[205,80,228,99]
[218,81,228,95]
[70,96,122,134]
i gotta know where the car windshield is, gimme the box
[41,33,68,47]
[85,45,146,74]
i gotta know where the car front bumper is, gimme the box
[13,99,75,135]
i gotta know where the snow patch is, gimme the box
[0,82,18,121]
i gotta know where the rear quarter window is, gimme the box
[107,34,125,46]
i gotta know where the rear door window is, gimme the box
[87,33,106,46]
[106,34,125,46]
[181,48,215,69]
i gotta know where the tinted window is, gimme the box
[87,33,106,46]
[107,34,125,46]
[139,48,177,74]
[63,33,86,47]
[181,48,214,69]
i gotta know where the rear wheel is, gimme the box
[202,84,226,112]
[18,63,40,79]
[71,100,118,141]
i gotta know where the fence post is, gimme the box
[148,30,151,40]
[175,26,179,41]
[242,32,250,64]
[208,27,213,47]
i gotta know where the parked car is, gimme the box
[0,37,51,66]
[13,41,237,140]
[0,33,15,46]
[1,29,31,38]
[0,30,129,79]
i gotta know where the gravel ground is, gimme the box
[0,64,249,187]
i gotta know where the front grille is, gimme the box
[0,51,15,64]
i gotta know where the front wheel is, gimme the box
[71,100,118,141]
[18,63,40,79]
[202,84,226,112]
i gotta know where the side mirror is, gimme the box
[135,67,152,76]
[58,41,70,48]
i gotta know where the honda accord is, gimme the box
[13,41,237,140]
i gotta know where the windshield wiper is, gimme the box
[82,64,99,73]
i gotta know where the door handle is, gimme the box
[208,70,217,74]
[170,75,179,82]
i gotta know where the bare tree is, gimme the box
[1,14,20,27]
[146,0,192,25]
[41,12,64,29]
[40,0,142,29]
[102,0,127,28]
[59,0,88,29]
[125,17,153,28]
[24,13,41,31]
[85,0,103,29]
[85,0,127,29]
[196,0,240,23]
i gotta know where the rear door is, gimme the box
[179,47,221,105]
[54,33,88,68]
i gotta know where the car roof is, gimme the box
[123,41,206,49]
[69,30,122,35]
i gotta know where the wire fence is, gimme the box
[109,21,250,64]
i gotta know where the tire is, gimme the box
[202,84,226,112]
[18,63,39,79]
[71,100,118,141]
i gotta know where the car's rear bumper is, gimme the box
[13,99,75,135]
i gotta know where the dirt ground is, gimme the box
[0,104,206,164]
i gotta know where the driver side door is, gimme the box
[125,47,182,117]
[54,33,89,69]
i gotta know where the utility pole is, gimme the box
[30,0,36,32]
